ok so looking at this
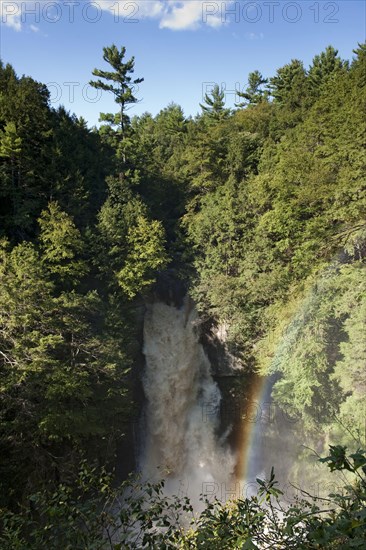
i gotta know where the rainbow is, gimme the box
[234,373,274,483]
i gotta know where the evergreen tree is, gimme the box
[0,64,53,238]
[130,104,188,243]
[269,59,308,109]
[0,122,22,225]
[49,106,110,228]
[0,121,22,159]
[38,201,87,286]
[90,45,144,165]
[308,45,346,95]
[236,70,269,108]
[351,42,366,85]
[116,215,168,298]
[200,84,231,122]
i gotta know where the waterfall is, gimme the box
[139,297,234,507]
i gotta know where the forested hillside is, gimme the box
[0,43,365,546]
[0,52,168,507]
[131,43,365,444]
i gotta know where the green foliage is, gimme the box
[129,104,188,247]
[184,43,365,371]
[90,44,144,170]
[236,70,269,108]
[0,64,109,237]
[94,175,170,296]
[269,59,308,108]
[50,106,110,228]
[117,215,168,298]
[200,84,231,123]
[0,237,132,504]
[253,241,365,438]
[0,63,53,236]
[308,46,346,95]
[1,447,365,549]
[90,44,144,134]
[0,121,22,158]
[38,201,87,284]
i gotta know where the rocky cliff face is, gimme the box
[199,318,244,377]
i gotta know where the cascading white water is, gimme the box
[140,297,234,507]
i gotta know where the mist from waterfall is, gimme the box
[139,298,235,508]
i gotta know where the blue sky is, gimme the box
[1,1,365,126]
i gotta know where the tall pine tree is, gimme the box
[90,45,143,167]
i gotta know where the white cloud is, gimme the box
[0,1,22,31]
[159,2,204,30]
[133,1,165,19]
[0,1,40,32]
[100,1,230,31]
[0,1,234,33]
[159,1,221,30]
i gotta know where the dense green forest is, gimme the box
[0,43,365,547]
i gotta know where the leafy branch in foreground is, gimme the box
[1,446,365,549]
